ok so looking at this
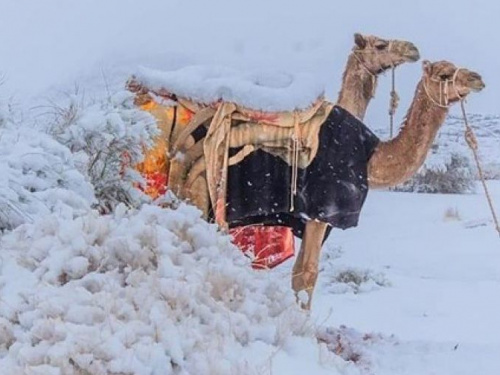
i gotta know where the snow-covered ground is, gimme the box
[2,2,500,373]
[312,182,500,374]
[2,180,499,374]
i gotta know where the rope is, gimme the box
[388,66,399,138]
[352,53,377,98]
[422,79,450,109]
[459,100,500,237]
[423,67,499,236]
[290,111,301,212]
[352,41,395,102]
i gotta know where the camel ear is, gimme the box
[354,33,367,49]
[422,60,433,75]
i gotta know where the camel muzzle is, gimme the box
[404,45,420,62]
[467,72,486,91]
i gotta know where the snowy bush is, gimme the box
[0,203,314,374]
[323,267,390,295]
[320,248,390,295]
[49,90,158,213]
[394,152,475,194]
[0,117,94,231]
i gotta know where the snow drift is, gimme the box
[0,201,322,374]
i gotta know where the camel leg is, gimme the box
[292,221,328,310]
[168,159,185,198]
[184,174,210,219]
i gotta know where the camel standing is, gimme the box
[293,60,485,309]
[290,33,421,307]
[128,33,421,307]
[179,34,420,218]
[172,33,421,301]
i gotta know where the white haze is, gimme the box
[1,0,499,131]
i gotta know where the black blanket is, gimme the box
[226,105,380,239]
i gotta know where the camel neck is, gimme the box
[395,81,449,152]
[367,81,449,188]
[336,54,377,120]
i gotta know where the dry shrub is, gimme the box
[395,153,475,194]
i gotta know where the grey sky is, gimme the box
[1,0,499,130]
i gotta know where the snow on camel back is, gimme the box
[133,65,326,112]
[127,65,330,269]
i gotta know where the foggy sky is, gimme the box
[1,0,499,130]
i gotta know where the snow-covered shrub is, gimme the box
[484,162,500,180]
[0,203,314,374]
[323,267,390,294]
[49,90,158,213]
[0,116,94,231]
[319,246,389,295]
[394,153,475,194]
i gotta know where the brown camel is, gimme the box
[293,60,485,309]
[181,33,420,218]
[129,33,421,309]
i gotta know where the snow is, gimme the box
[0,202,332,374]
[2,172,500,374]
[134,65,325,111]
[1,1,500,373]
[0,121,94,230]
[1,75,499,374]
[310,182,500,374]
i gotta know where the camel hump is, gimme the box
[129,65,326,113]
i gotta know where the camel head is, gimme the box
[422,60,485,105]
[352,33,420,74]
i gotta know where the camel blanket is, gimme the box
[226,105,380,238]
[127,78,377,236]
[203,100,334,226]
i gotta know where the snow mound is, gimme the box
[0,124,94,230]
[0,202,314,374]
[134,65,325,112]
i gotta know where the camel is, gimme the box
[169,33,421,307]
[292,60,485,309]
[181,33,420,218]
[129,33,422,308]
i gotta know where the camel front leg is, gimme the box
[292,220,328,310]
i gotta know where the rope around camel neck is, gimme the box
[351,53,377,98]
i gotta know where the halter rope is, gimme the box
[459,101,500,237]
[423,69,499,237]
[389,66,399,138]
[352,42,399,137]
[351,52,377,99]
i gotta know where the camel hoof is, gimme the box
[295,290,311,310]
[292,268,318,310]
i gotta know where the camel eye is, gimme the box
[439,73,452,80]
[375,44,387,50]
